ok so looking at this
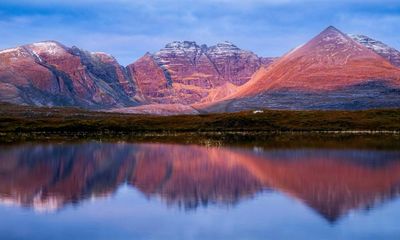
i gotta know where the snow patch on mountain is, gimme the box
[159,41,204,58]
[30,41,65,55]
[92,52,113,58]
[207,41,242,56]
[155,40,258,59]
[0,47,20,54]
[0,47,29,58]
[349,34,400,67]
[349,34,392,54]
[33,51,43,62]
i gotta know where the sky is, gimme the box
[0,0,399,65]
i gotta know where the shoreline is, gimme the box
[1,130,399,150]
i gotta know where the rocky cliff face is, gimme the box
[202,26,400,112]
[128,41,274,104]
[0,41,140,108]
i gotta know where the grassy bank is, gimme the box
[1,103,399,133]
[2,131,400,150]
[0,103,399,147]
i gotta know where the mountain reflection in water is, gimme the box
[0,142,399,222]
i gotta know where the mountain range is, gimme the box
[0,26,399,114]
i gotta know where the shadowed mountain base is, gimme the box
[205,81,400,112]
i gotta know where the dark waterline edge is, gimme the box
[1,131,399,150]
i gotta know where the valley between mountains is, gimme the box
[0,26,399,115]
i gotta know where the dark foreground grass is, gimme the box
[0,103,399,145]
[1,103,399,132]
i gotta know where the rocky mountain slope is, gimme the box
[0,41,273,111]
[201,26,400,112]
[350,34,400,67]
[128,41,275,104]
[0,41,142,108]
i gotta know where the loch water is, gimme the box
[0,141,400,239]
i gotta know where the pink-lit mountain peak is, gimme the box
[199,26,400,112]
[286,25,379,62]
[235,26,398,94]
[310,25,349,44]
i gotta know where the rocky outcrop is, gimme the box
[0,41,140,108]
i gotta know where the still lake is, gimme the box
[0,141,399,239]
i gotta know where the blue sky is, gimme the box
[0,0,399,65]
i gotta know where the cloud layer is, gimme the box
[0,0,399,65]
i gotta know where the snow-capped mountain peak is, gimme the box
[0,47,27,57]
[156,41,204,60]
[0,47,21,54]
[29,41,66,56]
[215,41,239,48]
[349,34,400,67]
[165,41,200,49]
[0,46,35,60]
[208,41,242,56]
